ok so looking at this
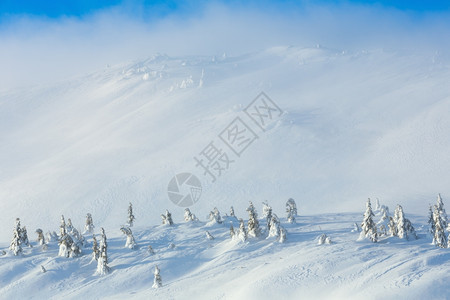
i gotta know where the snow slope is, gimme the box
[1,209,449,299]
[1,47,450,298]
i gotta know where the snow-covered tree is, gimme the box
[10,218,23,256]
[351,222,361,233]
[230,222,235,239]
[21,226,30,247]
[433,205,448,248]
[36,228,45,245]
[147,245,155,255]
[247,202,261,237]
[279,227,287,243]
[66,218,74,233]
[436,194,448,228]
[120,227,137,249]
[377,206,390,236]
[428,205,435,238]
[286,198,297,223]
[262,201,273,231]
[60,215,67,238]
[71,227,85,252]
[395,205,417,240]
[184,208,197,222]
[127,202,136,227]
[92,235,99,261]
[206,231,214,240]
[268,214,287,243]
[96,228,110,275]
[208,207,223,224]
[230,206,235,217]
[268,214,280,238]
[152,265,162,288]
[238,218,247,242]
[161,210,174,225]
[318,233,331,245]
[58,234,74,257]
[360,198,377,242]
[388,216,397,237]
[84,213,94,234]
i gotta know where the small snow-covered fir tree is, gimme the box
[247,202,261,237]
[230,223,235,239]
[230,206,235,217]
[152,265,162,288]
[268,214,281,238]
[376,205,390,236]
[388,216,397,237]
[58,234,73,257]
[184,208,197,222]
[60,215,67,238]
[286,198,297,223]
[66,218,74,233]
[70,227,84,255]
[206,231,214,240]
[96,228,110,275]
[36,228,45,245]
[127,202,136,227]
[428,205,435,238]
[10,218,23,256]
[262,201,273,231]
[351,222,361,233]
[436,194,448,228]
[120,227,137,249]
[267,214,287,243]
[318,233,331,245]
[208,207,223,224]
[360,198,377,242]
[161,210,174,225]
[21,226,30,247]
[395,205,417,240]
[92,235,99,261]
[433,205,448,248]
[238,218,247,242]
[84,213,94,234]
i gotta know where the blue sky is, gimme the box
[1,0,450,19]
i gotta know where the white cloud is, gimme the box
[0,1,449,88]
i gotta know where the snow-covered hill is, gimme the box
[1,208,449,299]
[1,46,450,298]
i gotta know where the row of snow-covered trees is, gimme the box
[359,194,450,248]
[6,198,298,288]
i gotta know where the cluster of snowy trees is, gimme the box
[357,196,450,244]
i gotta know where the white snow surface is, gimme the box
[1,46,450,298]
